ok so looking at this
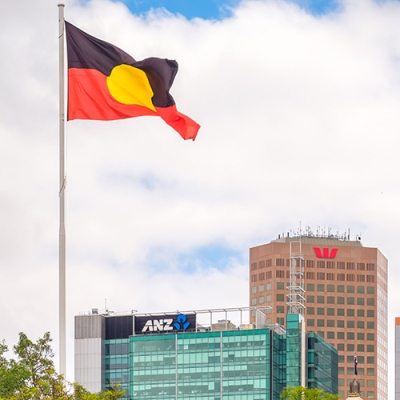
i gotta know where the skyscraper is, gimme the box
[249,230,388,400]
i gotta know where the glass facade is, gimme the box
[129,329,277,399]
[100,316,337,400]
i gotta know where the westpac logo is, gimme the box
[141,313,191,333]
[313,247,338,259]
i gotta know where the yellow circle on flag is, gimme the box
[106,64,156,111]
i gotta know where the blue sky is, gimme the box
[119,0,340,19]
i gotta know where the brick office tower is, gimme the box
[249,230,388,400]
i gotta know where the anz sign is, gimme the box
[135,313,196,334]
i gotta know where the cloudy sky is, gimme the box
[1,0,400,395]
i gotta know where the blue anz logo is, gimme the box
[173,314,191,331]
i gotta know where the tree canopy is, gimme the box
[0,332,124,400]
[281,386,339,400]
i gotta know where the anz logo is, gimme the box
[141,313,191,333]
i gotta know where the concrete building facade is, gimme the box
[249,232,388,400]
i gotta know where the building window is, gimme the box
[337,297,344,304]
[347,309,355,317]
[259,296,264,304]
[258,272,265,280]
[267,259,273,267]
[307,319,315,326]
[259,260,265,269]
[357,321,364,329]
[367,333,374,340]
[307,283,315,291]
[327,284,334,292]
[347,344,354,351]
[276,294,284,301]
[307,307,315,315]
[337,345,344,352]
[357,275,365,282]
[338,356,344,363]
[266,282,272,290]
[347,321,354,328]
[357,286,365,293]
[307,295,315,303]
[277,306,285,313]
[327,308,334,316]
[347,332,354,340]
[251,286,257,293]
[357,333,364,340]
[367,322,374,329]
[337,320,344,328]
[277,317,285,325]
[276,270,284,278]
[306,260,315,268]
[327,296,334,304]
[337,262,345,270]
[327,273,335,280]
[347,286,355,293]
[357,309,364,317]
[337,332,344,339]
[317,296,324,303]
[367,345,374,352]
[259,284,264,292]
[277,282,284,290]
[306,272,315,279]
[367,380,374,387]
[347,262,355,270]
[337,274,345,281]
[357,344,364,352]
[357,298,364,305]
[266,294,272,302]
[337,309,345,316]
[337,285,344,292]
[367,368,374,375]
[367,298,374,306]
[317,272,325,280]
[346,274,355,282]
[367,392,374,399]
[316,331,324,339]
[367,357,374,364]
[317,319,324,327]
[366,263,375,271]
[367,310,374,317]
[317,284,324,292]
[327,261,335,269]
[317,261,325,269]
[357,263,365,270]
[276,258,285,266]
[327,320,334,327]
[317,308,324,315]
[347,297,355,305]
[366,275,375,283]
[251,298,257,305]
[327,331,335,339]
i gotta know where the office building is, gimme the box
[249,229,388,400]
[75,307,338,399]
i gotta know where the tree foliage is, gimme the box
[281,386,339,400]
[0,332,124,400]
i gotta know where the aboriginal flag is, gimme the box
[65,21,200,140]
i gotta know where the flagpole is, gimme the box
[58,3,66,378]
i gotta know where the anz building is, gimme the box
[74,307,338,399]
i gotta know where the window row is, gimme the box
[305,312,374,328]
[251,272,376,283]
[251,260,376,271]
[337,355,375,364]
[306,296,374,306]
[252,284,375,294]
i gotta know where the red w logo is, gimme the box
[313,247,338,259]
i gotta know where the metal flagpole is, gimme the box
[58,3,66,377]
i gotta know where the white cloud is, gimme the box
[0,0,399,396]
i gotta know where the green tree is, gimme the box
[0,332,124,400]
[281,386,339,400]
